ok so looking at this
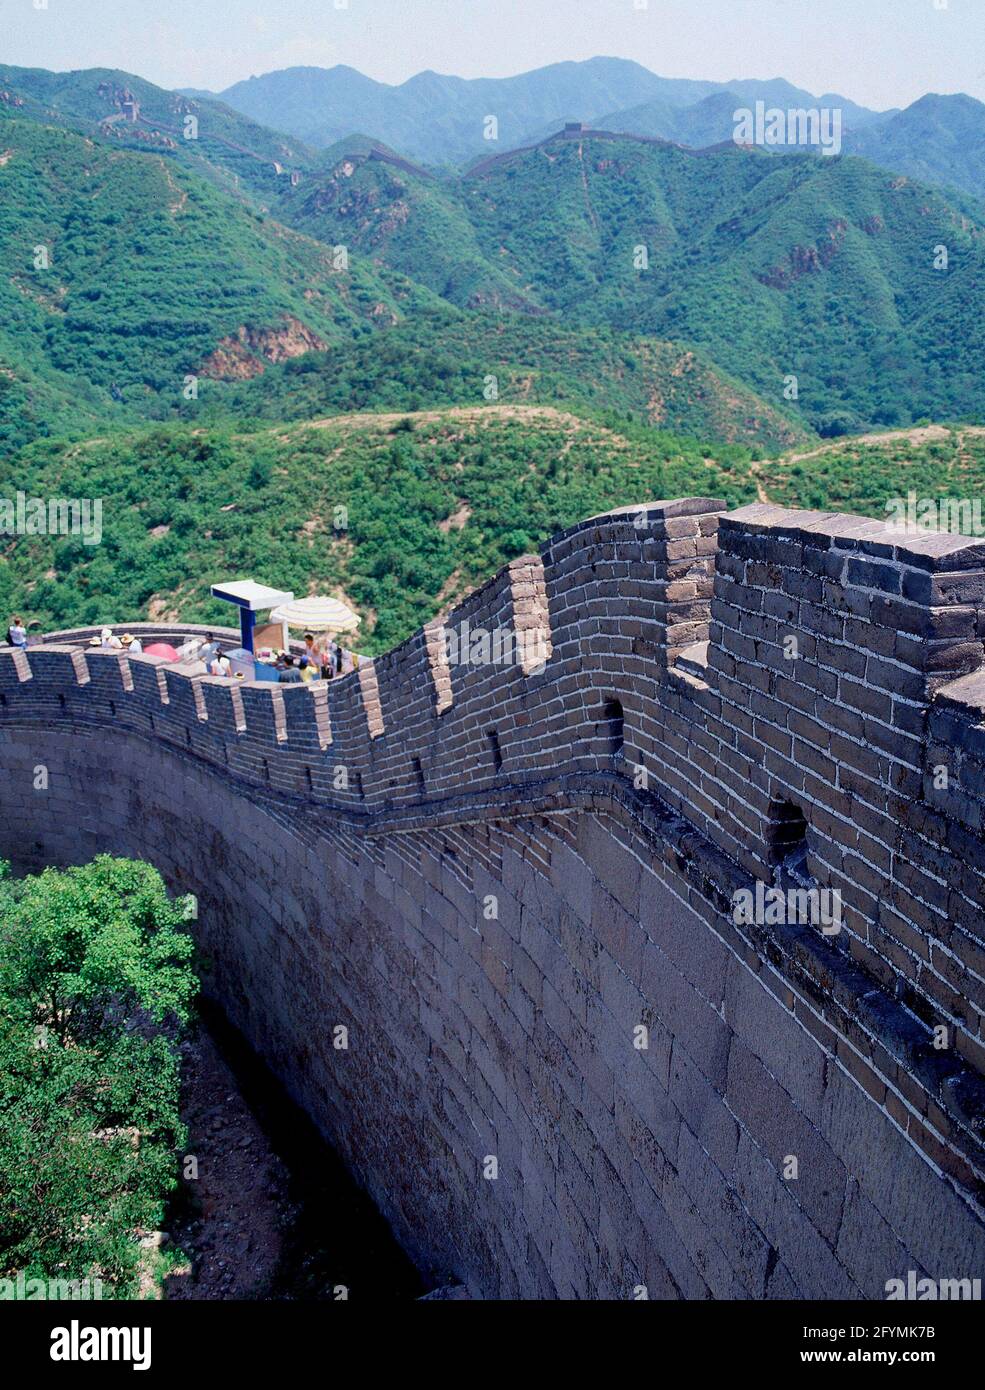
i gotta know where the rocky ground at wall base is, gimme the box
[161,1011,431,1301]
[163,1027,291,1300]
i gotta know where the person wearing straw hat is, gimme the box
[100,627,123,650]
[120,633,143,655]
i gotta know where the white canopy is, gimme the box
[270,595,361,633]
[211,580,294,612]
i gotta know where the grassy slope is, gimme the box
[756,424,985,517]
[0,408,758,650]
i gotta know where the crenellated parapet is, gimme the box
[3,496,985,1225]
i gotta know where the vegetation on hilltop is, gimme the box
[198,310,810,452]
[757,426,985,519]
[0,409,759,651]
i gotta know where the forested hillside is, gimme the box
[0,408,760,650]
[291,131,985,434]
[0,63,319,203]
[756,424,985,516]
[0,117,437,449]
[847,94,985,204]
[4,411,983,659]
[201,311,809,451]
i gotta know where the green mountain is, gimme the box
[199,309,809,451]
[274,141,533,310]
[847,94,985,204]
[264,129,985,433]
[4,97,983,448]
[0,87,806,453]
[0,115,437,448]
[0,63,319,203]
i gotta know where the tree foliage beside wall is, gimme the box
[0,856,197,1297]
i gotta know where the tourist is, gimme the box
[6,615,27,649]
[278,654,303,684]
[303,631,320,667]
[298,655,316,683]
[210,649,232,677]
[199,632,219,666]
[120,633,143,655]
[100,627,123,650]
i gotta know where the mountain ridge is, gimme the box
[197,57,888,167]
[269,126,985,433]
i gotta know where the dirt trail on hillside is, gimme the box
[300,404,618,434]
[785,424,985,465]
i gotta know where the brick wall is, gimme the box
[1,496,983,1298]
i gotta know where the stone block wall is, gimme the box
[1,496,983,1298]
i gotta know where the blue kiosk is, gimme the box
[210,580,295,656]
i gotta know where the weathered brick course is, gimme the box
[1,497,983,1298]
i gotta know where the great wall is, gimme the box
[2,496,984,1299]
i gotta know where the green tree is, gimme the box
[0,857,197,1297]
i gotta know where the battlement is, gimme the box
[10,497,980,817]
[3,497,985,1233]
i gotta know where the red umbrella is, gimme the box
[143,642,180,661]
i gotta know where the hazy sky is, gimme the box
[2,0,982,110]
